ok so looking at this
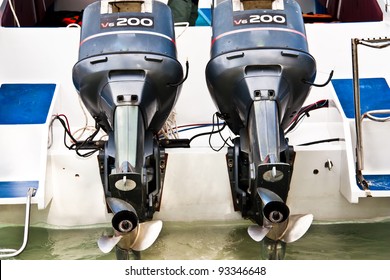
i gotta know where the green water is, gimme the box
[1,221,390,260]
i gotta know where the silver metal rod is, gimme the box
[362,110,390,122]
[351,37,390,173]
[351,38,364,172]
[350,37,390,194]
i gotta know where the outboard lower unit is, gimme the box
[72,0,183,259]
[206,0,316,259]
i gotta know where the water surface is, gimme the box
[1,221,390,260]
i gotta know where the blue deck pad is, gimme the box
[331,78,390,119]
[195,8,211,26]
[0,181,38,198]
[0,83,56,124]
[357,175,390,191]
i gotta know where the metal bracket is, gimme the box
[351,37,390,194]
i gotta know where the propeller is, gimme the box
[248,188,313,243]
[248,214,313,243]
[98,197,163,254]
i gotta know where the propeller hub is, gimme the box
[118,220,134,233]
[269,210,284,223]
[263,201,289,224]
[112,210,138,233]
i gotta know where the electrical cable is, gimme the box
[7,0,20,27]
[50,114,102,157]
[297,138,344,146]
[208,112,233,151]
[285,99,329,135]
[302,70,334,87]
[188,122,227,144]
[187,113,232,151]
[167,59,189,87]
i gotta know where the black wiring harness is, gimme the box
[52,99,334,157]
[159,112,233,150]
[285,99,329,135]
[50,114,104,157]
[190,112,233,151]
[285,99,345,146]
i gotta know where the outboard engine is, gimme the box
[72,0,183,259]
[206,0,316,259]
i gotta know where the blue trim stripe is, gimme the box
[0,181,38,198]
[0,84,56,125]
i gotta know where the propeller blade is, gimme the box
[257,187,283,204]
[106,197,136,214]
[281,214,313,243]
[247,225,271,242]
[98,235,123,253]
[131,220,163,251]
